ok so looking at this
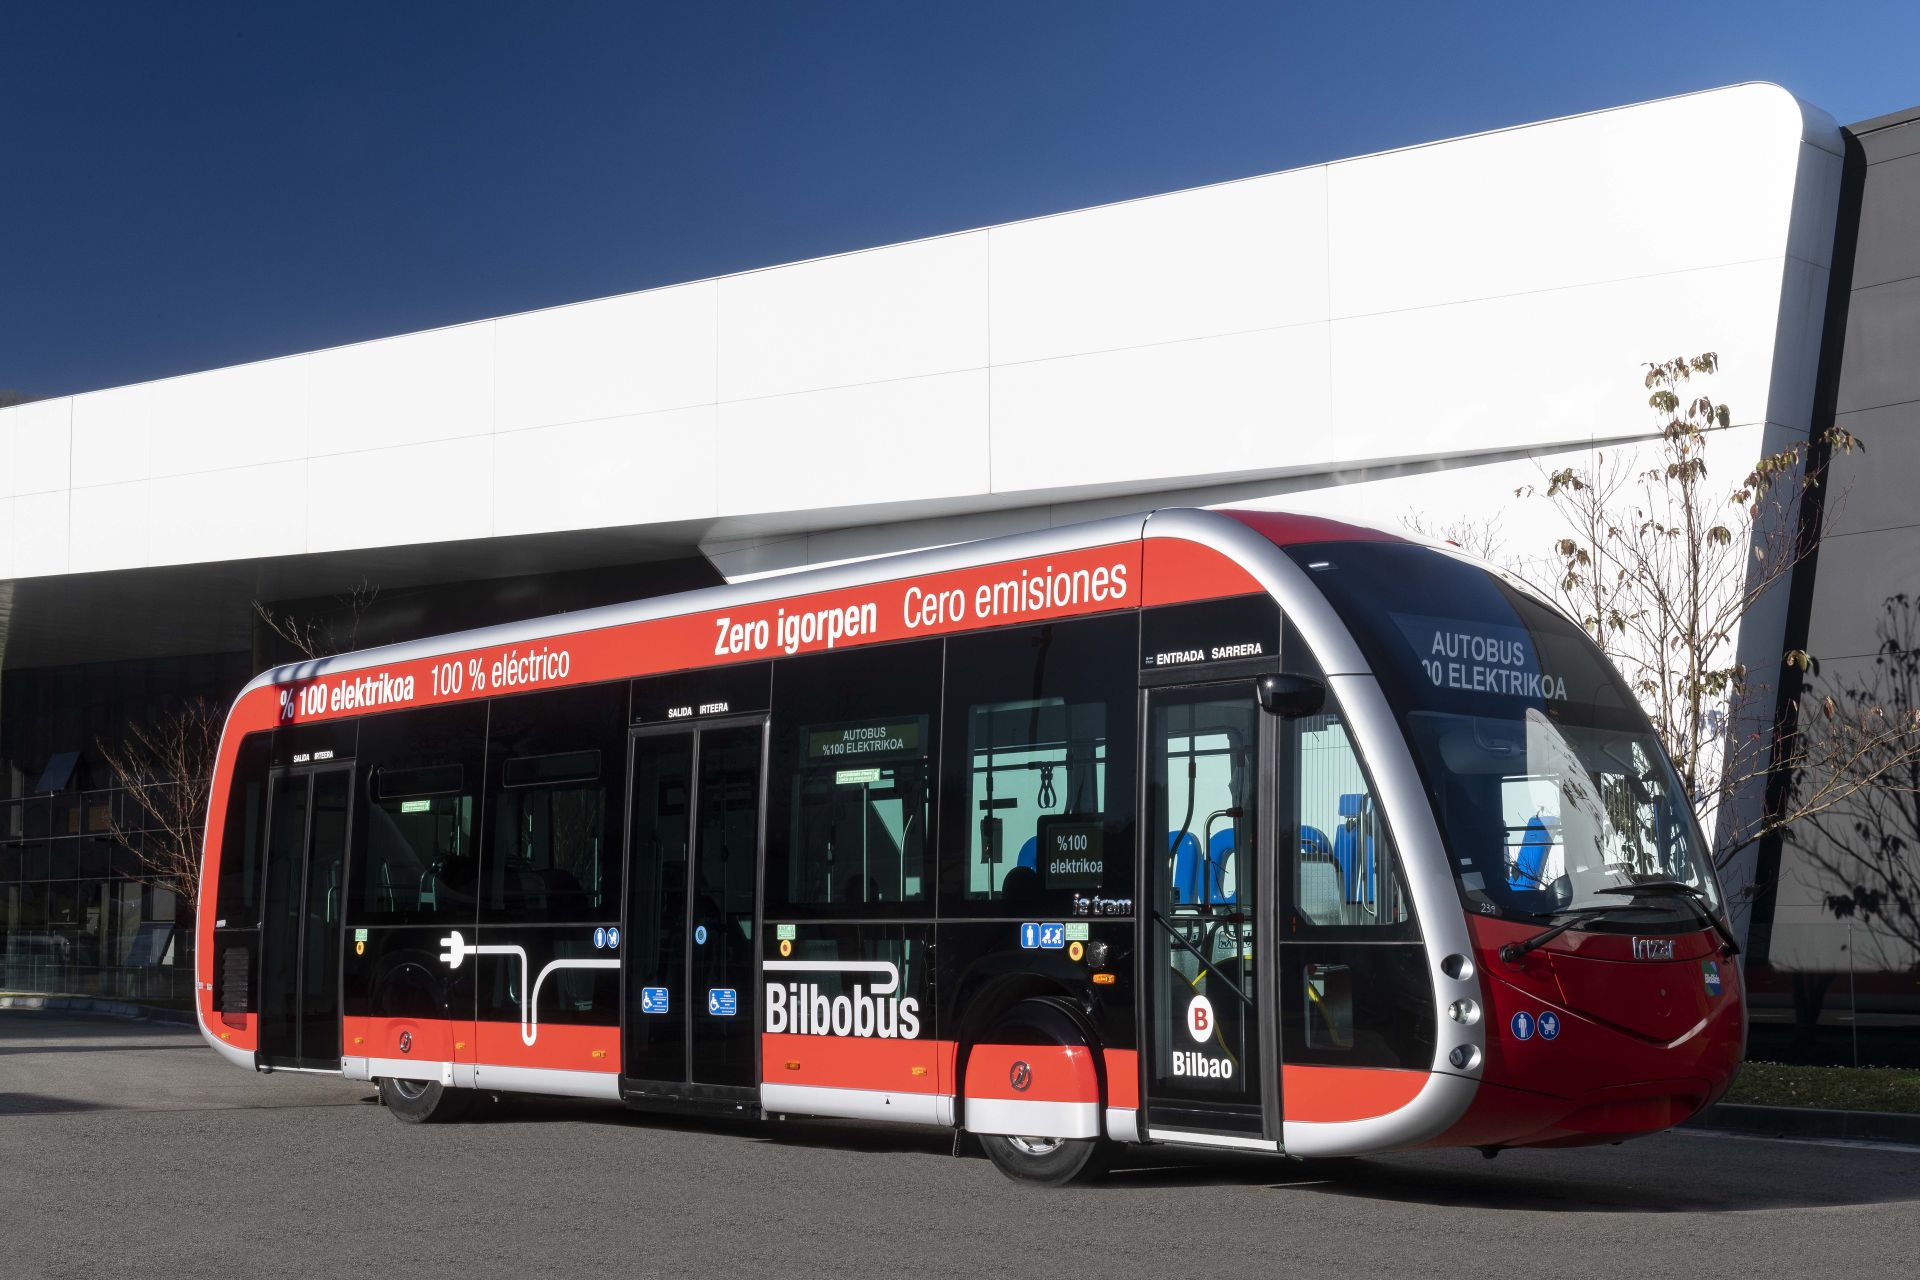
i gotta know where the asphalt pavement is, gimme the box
[4,1010,1918,1280]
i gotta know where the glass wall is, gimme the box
[0,650,252,1002]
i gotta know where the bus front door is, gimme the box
[1140,682,1279,1147]
[257,764,352,1070]
[622,719,765,1108]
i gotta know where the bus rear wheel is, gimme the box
[980,1132,1113,1185]
[378,1076,474,1123]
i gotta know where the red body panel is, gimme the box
[1432,916,1745,1148]
[965,1043,1101,1106]
[762,1033,957,1096]
[1283,1065,1428,1123]
[1220,509,1407,548]
[1103,1049,1140,1109]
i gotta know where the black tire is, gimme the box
[378,1076,474,1123]
[980,1132,1114,1186]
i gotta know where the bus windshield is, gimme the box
[1286,541,1722,926]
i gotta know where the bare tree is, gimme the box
[1401,509,1506,563]
[0,389,40,408]
[96,698,225,914]
[1512,353,1913,867]
[253,577,382,660]
[1788,593,1920,964]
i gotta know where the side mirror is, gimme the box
[1257,673,1326,718]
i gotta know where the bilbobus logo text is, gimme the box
[764,959,922,1039]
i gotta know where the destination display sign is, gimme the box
[807,718,925,762]
[1391,613,1569,701]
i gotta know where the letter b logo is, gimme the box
[1187,995,1214,1044]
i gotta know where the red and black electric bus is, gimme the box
[195,507,1744,1183]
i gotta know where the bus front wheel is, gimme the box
[979,1132,1113,1185]
[378,1076,474,1123]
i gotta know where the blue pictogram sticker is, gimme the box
[1538,1011,1561,1041]
[1038,923,1066,950]
[641,986,670,1014]
[607,926,620,949]
[1511,1010,1535,1041]
[695,924,708,945]
[708,988,739,1017]
[593,927,608,949]
[1702,959,1722,997]
[1020,923,1041,950]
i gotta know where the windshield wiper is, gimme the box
[1594,880,1741,956]
[1497,906,1660,964]
[1489,905,1643,967]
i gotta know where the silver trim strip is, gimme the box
[965,1097,1101,1139]
[760,1082,950,1126]
[1147,1128,1280,1152]
[351,1056,484,1090]
[472,1063,621,1100]
[1105,1106,1141,1144]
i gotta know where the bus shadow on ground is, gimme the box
[457,1094,1920,1214]
[0,1092,116,1116]
[470,1092,959,1156]
[1104,1140,1920,1213]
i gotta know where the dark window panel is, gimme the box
[481,685,629,925]
[767,639,943,917]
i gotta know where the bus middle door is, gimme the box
[1139,680,1279,1148]
[622,718,765,1110]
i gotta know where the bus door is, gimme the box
[622,718,766,1106]
[258,763,353,1070]
[1140,682,1278,1145]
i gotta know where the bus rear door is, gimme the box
[621,718,766,1110]
[1140,681,1279,1148]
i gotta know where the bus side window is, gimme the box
[214,733,273,925]
[1289,709,1411,932]
[349,703,486,926]
[939,615,1137,916]
[482,685,628,925]
[766,640,942,916]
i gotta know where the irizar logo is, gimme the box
[764,959,921,1040]
[1631,936,1677,961]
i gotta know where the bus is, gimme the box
[194,507,1744,1183]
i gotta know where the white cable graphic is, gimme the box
[438,930,619,1047]
[763,959,900,994]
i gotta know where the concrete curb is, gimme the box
[1685,1102,1920,1147]
[0,993,195,1026]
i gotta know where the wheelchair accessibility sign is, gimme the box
[641,986,670,1014]
[708,988,739,1017]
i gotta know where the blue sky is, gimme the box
[4,1,1917,398]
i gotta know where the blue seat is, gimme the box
[1300,825,1332,859]
[1017,836,1037,870]
[1509,816,1552,890]
[1168,829,1238,905]
[1168,831,1201,904]
[1332,793,1375,904]
[1206,828,1238,904]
